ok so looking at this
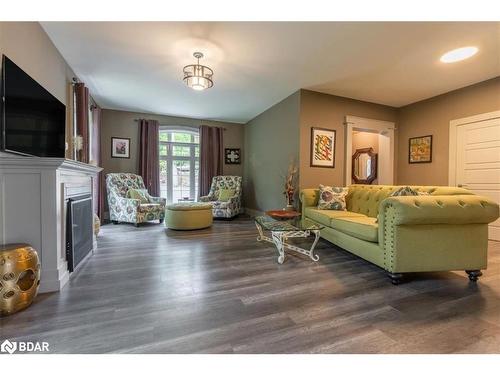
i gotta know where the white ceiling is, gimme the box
[41,22,500,123]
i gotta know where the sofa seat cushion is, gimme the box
[305,207,365,226]
[330,216,379,243]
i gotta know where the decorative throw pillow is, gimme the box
[317,185,348,210]
[218,188,236,202]
[127,188,150,204]
[389,186,420,197]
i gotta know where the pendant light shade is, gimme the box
[183,52,214,91]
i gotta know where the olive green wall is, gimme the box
[101,108,245,180]
[397,77,500,186]
[0,22,76,159]
[243,91,301,212]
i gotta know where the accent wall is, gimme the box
[244,91,301,213]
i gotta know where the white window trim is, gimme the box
[159,127,200,203]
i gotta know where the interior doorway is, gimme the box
[344,116,395,186]
[449,111,500,241]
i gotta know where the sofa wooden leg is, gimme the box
[159,218,164,224]
[112,220,119,225]
[134,223,140,228]
[466,270,482,282]
[388,272,404,285]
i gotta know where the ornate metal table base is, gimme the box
[255,221,320,264]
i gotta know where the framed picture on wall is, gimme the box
[111,137,131,158]
[310,127,336,168]
[225,148,241,164]
[409,135,432,163]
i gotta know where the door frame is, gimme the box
[344,115,395,186]
[448,110,500,186]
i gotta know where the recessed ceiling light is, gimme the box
[440,46,478,63]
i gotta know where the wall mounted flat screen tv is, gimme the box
[1,55,66,157]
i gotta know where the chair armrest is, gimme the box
[379,195,499,226]
[115,196,140,208]
[148,196,166,206]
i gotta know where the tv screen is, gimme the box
[1,55,66,157]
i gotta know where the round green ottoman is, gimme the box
[165,202,213,230]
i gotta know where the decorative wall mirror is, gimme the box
[352,147,378,184]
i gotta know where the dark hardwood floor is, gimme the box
[1,216,500,353]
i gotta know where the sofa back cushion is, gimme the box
[346,185,473,218]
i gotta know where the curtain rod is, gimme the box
[133,119,227,130]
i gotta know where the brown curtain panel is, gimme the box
[199,125,224,197]
[90,105,105,219]
[75,83,89,163]
[139,119,160,196]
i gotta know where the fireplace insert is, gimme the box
[66,194,93,272]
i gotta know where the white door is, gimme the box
[456,116,500,241]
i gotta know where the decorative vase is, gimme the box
[0,243,41,316]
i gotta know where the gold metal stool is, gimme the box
[0,243,41,316]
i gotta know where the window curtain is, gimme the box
[75,83,89,163]
[90,105,105,220]
[199,125,224,197]
[139,119,160,196]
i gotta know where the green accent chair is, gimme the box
[199,176,242,218]
[106,173,166,227]
[300,185,499,284]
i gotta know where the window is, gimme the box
[159,128,200,203]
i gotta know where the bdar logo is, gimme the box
[1,339,17,354]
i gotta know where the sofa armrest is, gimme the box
[300,189,320,208]
[379,194,499,226]
[199,195,213,202]
[148,196,166,206]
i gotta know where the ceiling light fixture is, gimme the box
[183,52,214,91]
[440,46,478,63]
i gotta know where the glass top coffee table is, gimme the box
[255,216,323,264]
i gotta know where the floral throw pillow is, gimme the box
[389,186,420,197]
[317,185,348,210]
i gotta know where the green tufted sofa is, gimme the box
[300,185,499,284]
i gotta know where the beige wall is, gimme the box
[299,90,397,189]
[397,77,500,186]
[101,108,245,179]
[0,22,76,158]
[244,92,300,212]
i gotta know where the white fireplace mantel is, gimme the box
[0,157,102,292]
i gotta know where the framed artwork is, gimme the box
[409,135,432,163]
[310,127,336,168]
[225,148,241,164]
[111,137,131,158]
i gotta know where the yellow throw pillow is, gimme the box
[218,188,236,202]
[127,188,150,204]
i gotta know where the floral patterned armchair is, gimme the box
[199,176,242,218]
[106,173,166,226]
